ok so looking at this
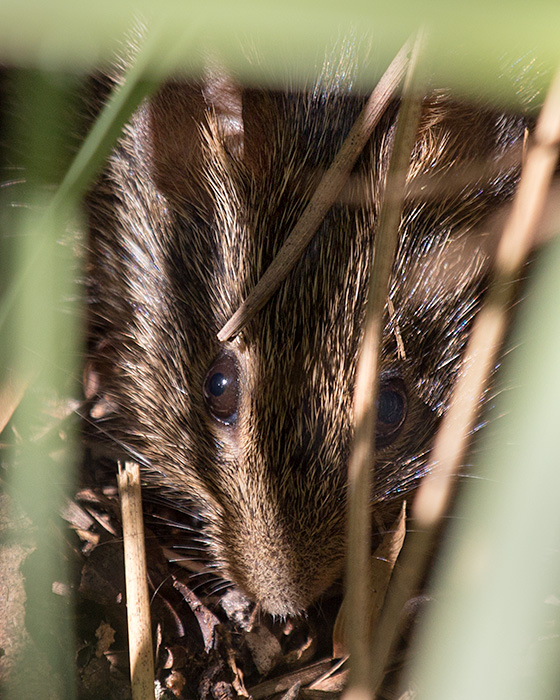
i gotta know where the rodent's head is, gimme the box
[86,71,526,616]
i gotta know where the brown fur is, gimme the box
[85,65,526,616]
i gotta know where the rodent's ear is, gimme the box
[138,76,247,211]
[138,81,211,211]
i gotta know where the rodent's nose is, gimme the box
[218,514,345,617]
[233,552,335,618]
[250,579,313,618]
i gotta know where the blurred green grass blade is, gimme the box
[0,26,180,334]
[409,231,560,700]
[0,0,559,101]
[5,211,79,700]
[1,28,195,694]
[50,22,195,208]
[0,68,78,371]
[50,68,153,209]
[2,71,79,700]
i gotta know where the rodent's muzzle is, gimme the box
[212,494,346,617]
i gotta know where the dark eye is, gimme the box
[376,377,407,447]
[203,353,240,425]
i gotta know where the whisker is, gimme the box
[206,580,234,597]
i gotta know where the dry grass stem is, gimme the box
[343,30,426,698]
[217,38,413,343]
[413,65,560,528]
[117,461,156,700]
[333,502,406,658]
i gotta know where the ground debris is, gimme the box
[66,465,346,699]
[0,401,416,700]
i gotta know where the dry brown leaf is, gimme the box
[95,621,116,658]
[310,670,348,693]
[248,660,334,700]
[245,625,283,676]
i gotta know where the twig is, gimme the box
[342,30,427,700]
[387,298,406,361]
[117,461,156,700]
[217,38,414,343]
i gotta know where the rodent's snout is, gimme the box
[212,501,347,617]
